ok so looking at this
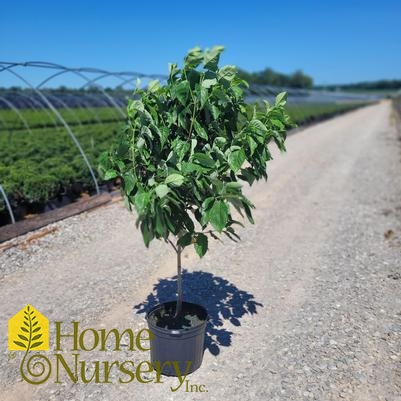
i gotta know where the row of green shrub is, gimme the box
[0,121,122,221]
[0,107,124,131]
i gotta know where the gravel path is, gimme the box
[0,101,400,401]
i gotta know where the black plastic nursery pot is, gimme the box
[146,301,208,376]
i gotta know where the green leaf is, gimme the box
[116,140,130,158]
[104,170,118,180]
[173,139,190,160]
[200,86,208,108]
[201,79,217,89]
[159,127,169,148]
[187,69,201,87]
[155,184,169,198]
[155,207,167,238]
[218,65,237,81]
[18,334,28,342]
[190,139,197,156]
[32,327,40,333]
[13,341,26,348]
[177,111,188,129]
[272,119,285,129]
[21,327,29,333]
[239,168,256,185]
[223,230,238,242]
[184,47,204,69]
[209,200,229,232]
[212,87,229,103]
[183,213,195,232]
[172,81,190,106]
[194,233,208,257]
[231,85,243,99]
[141,125,153,139]
[226,182,242,190]
[140,218,153,247]
[275,92,287,106]
[164,213,177,234]
[273,131,286,152]
[168,62,179,78]
[134,192,150,214]
[128,100,144,114]
[177,232,193,247]
[228,149,246,172]
[136,137,145,149]
[165,174,184,187]
[213,137,227,146]
[193,120,208,140]
[181,162,203,174]
[30,342,43,349]
[147,80,160,92]
[193,153,215,168]
[211,105,220,120]
[226,226,241,240]
[249,119,268,134]
[202,197,215,211]
[123,172,136,194]
[242,201,255,224]
[203,46,224,71]
[247,136,258,156]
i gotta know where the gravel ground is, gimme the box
[0,101,400,401]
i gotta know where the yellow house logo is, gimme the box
[8,304,49,351]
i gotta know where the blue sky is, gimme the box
[1,0,400,87]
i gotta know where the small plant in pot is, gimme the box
[99,46,291,376]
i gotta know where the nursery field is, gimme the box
[0,102,369,224]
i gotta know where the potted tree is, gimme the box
[99,46,291,376]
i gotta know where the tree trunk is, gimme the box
[174,244,183,318]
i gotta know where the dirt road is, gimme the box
[0,101,400,400]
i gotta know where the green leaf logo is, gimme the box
[8,304,49,351]
[12,305,43,351]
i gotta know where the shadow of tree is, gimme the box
[134,270,263,356]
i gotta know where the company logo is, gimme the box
[8,305,51,385]
[7,305,206,392]
[8,304,49,351]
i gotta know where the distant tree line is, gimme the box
[237,68,314,89]
[315,80,401,91]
